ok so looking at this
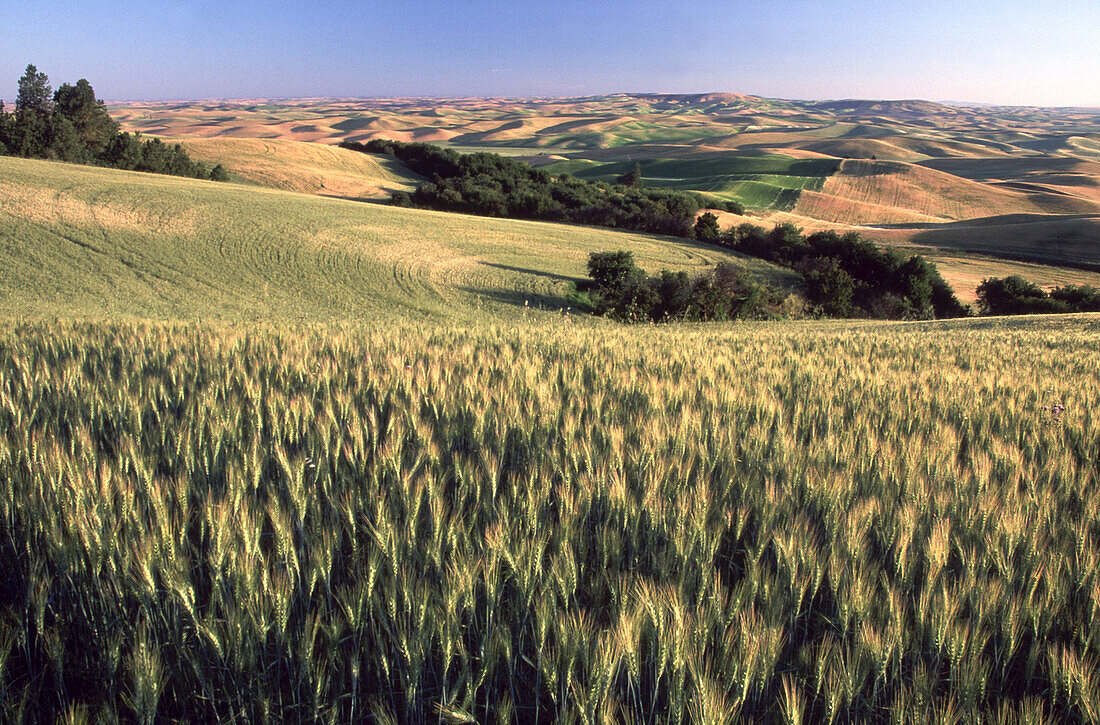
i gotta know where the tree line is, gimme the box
[574,251,786,322]
[976,276,1100,315]
[341,139,743,238]
[0,64,227,181]
[346,139,1094,321]
[698,220,970,319]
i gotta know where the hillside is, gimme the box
[0,155,797,321]
[176,137,420,200]
[108,95,1100,292]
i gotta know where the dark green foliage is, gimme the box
[723,223,969,319]
[976,276,1099,315]
[584,252,783,322]
[341,139,709,238]
[719,199,745,215]
[693,212,721,242]
[47,114,86,163]
[13,64,52,158]
[0,101,12,153]
[798,257,856,317]
[1049,284,1100,311]
[53,79,119,156]
[2,64,226,181]
[587,251,640,290]
[617,162,643,187]
[99,132,215,178]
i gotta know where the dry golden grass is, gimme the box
[175,137,418,199]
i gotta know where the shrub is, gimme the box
[342,139,710,239]
[583,251,784,322]
[976,276,1067,315]
[693,212,721,242]
[1050,284,1100,312]
[799,256,855,317]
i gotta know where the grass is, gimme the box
[0,155,796,322]
[541,155,836,210]
[1,315,1099,722]
[174,137,420,200]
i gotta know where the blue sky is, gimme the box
[3,0,1097,105]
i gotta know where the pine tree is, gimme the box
[14,64,52,157]
[53,79,118,156]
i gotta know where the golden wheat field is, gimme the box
[1,315,1099,723]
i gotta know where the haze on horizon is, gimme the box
[4,0,1098,107]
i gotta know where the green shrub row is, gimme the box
[977,276,1100,315]
[696,219,969,319]
[575,251,785,322]
[341,139,742,238]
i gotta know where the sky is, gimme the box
[3,0,1098,106]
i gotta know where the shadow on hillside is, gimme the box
[460,286,572,312]
[319,194,393,204]
[479,262,584,285]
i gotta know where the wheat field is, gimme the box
[0,155,794,323]
[1,315,1099,722]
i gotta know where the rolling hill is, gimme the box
[175,137,420,200]
[0,155,797,321]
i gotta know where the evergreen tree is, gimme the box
[53,79,118,156]
[14,64,52,157]
[48,115,85,162]
[617,162,643,188]
[0,101,13,154]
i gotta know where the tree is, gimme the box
[53,79,118,156]
[48,115,85,162]
[893,255,935,318]
[976,276,1064,315]
[1049,284,1100,312]
[617,162,643,188]
[14,64,52,157]
[799,257,856,317]
[587,251,640,291]
[0,101,13,154]
[693,212,721,242]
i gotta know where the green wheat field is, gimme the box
[2,154,1100,722]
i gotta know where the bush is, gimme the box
[799,256,856,317]
[725,223,969,320]
[1050,284,1100,312]
[583,251,784,322]
[977,277,1100,316]
[976,276,1066,315]
[693,212,721,242]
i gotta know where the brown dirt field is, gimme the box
[800,160,1100,225]
[794,189,947,225]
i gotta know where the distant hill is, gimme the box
[807,99,968,117]
[105,94,1100,298]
